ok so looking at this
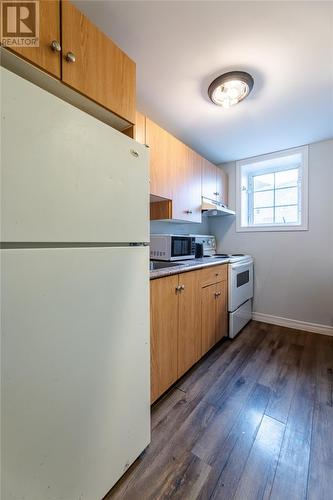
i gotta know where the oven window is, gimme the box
[172,237,192,256]
[237,270,249,287]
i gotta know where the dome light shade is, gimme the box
[208,71,254,108]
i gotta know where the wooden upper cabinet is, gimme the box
[202,159,217,200]
[134,111,146,145]
[216,168,228,206]
[8,0,61,78]
[61,0,136,124]
[172,143,202,223]
[178,270,202,378]
[150,276,179,403]
[146,117,173,200]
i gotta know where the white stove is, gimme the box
[190,235,254,338]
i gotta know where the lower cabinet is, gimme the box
[150,265,228,403]
[177,270,202,378]
[150,269,202,403]
[150,275,179,403]
[202,281,228,355]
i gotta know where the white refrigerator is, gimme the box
[1,67,150,500]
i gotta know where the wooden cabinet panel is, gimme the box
[172,143,202,223]
[201,284,217,355]
[178,270,202,378]
[150,276,179,403]
[8,0,61,78]
[200,264,228,288]
[216,281,228,342]
[202,159,217,200]
[61,0,136,124]
[146,117,173,199]
[134,111,146,144]
[216,168,228,206]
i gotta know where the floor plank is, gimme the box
[232,415,285,500]
[268,333,317,500]
[105,322,333,500]
[307,402,333,500]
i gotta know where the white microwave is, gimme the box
[150,234,196,261]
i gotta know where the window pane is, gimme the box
[254,190,274,208]
[275,168,298,188]
[253,173,274,191]
[275,187,298,206]
[275,205,299,224]
[253,207,274,224]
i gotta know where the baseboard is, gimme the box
[252,312,333,337]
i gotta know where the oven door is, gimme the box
[170,236,195,260]
[228,260,254,312]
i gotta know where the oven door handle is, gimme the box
[231,261,253,271]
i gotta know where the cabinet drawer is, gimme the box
[200,264,227,287]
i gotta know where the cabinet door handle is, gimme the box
[50,40,61,52]
[213,191,218,196]
[65,52,76,63]
[215,291,221,297]
[180,284,185,290]
[185,209,193,214]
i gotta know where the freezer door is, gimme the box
[1,67,149,243]
[1,247,150,500]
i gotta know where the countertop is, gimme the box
[150,257,230,280]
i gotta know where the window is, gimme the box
[236,146,308,232]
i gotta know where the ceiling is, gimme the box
[74,1,333,163]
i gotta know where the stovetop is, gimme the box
[203,253,252,263]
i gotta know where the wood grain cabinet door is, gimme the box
[150,275,179,403]
[61,0,136,124]
[134,111,146,144]
[178,270,202,378]
[216,168,228,206]
[215,281,228,342]
[146,117,174,199]
[172,146,202,223]
[201,284,217,356]
[202,159,217,200]
[7,0,61,78]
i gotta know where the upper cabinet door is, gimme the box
[146,117,173,199]
[134,111,146,145]
[8,0,61,78]
[61,0,136,124]
[172,145,202,223]
[216,168,228,206]
[202,159,217,200]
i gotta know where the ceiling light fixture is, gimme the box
[208,71,254,108]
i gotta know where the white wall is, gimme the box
[209,139,333,328]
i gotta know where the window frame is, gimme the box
[236,146,309,232]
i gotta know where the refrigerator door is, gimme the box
[1,246,150,500]
[1,67,149,243]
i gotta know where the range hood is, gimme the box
[201,197,236,216]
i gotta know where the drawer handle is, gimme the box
[65,51,76,63]
[185,209,193,214]
[50,40,61,52]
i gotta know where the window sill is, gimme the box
[236,223,308,232]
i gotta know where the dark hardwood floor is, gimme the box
[106,321,333,500]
